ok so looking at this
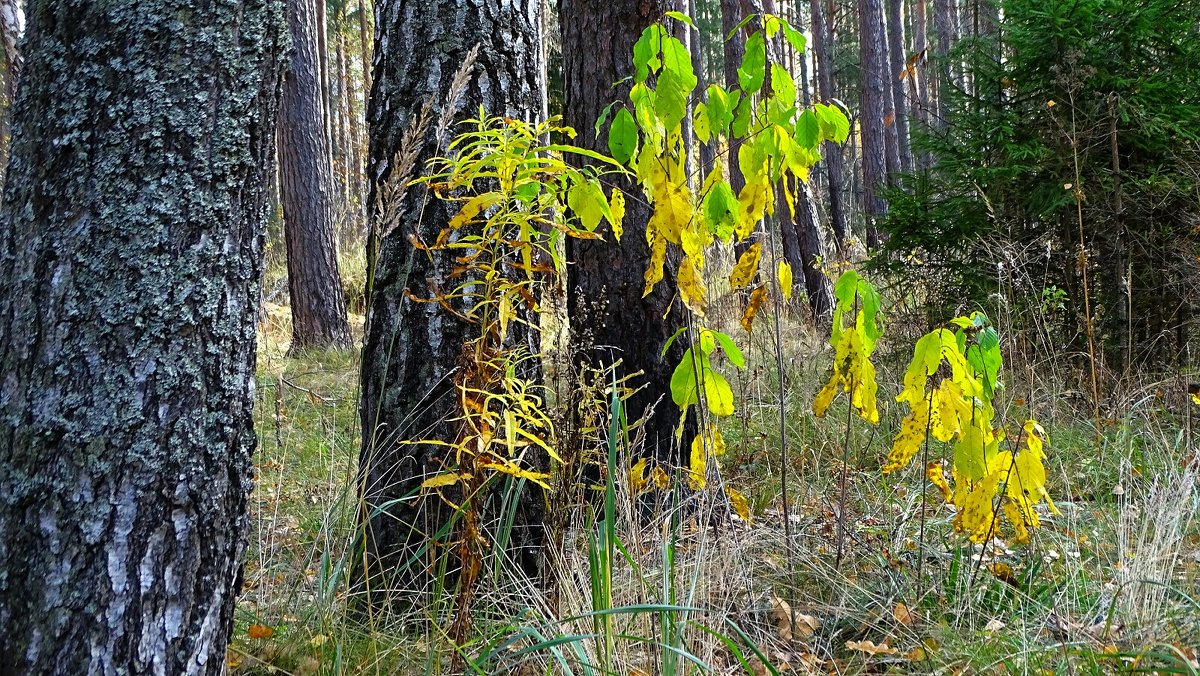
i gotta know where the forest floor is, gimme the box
[226,289,1200,675]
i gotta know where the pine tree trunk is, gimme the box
[858,0,889,246]
[809,0,849,249]
[560,0,693,464]
[356,0,545,605]
[886,0,912,173]
[932,0,955,127]
[778,179,834,321]
[0,2,285,672]
[281,0,352,351]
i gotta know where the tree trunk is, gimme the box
[858,0,889,246]
[932,0,954,128]
[809,0,849,250]
[281,0,352,351]
[778,179,834,321]
[560,0,693,464]
[0,2,285,673]
[886,0,912,173]
[356,0,545,605]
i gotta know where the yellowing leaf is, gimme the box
[650,465,670,490]
[678,255,708,316]
[703,370,736,417]
[777,260,794,300]
[730,242,762,289]
[954,471,1002,543]
[449,192,503,229]
[885,398,930,473]
[421,472,468,489]
[930,379,971,442]
[727,487,751,521]
[708,424,726,456]
[816,329,881,425]
[927,461,953,503]
[740,285,767,332]
[629,457,649,495]
[480,462,551,489]
[609,188,625,242]
[689,434,707,489]
[643,229,667,296]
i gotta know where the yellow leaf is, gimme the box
[650,465,670,490]
[703,370,736,417]
[777,260,794,300]
[812,375,840,418]
[927,461,953,503]
[954,471,1002,543]
[248,624,275,640]
[885,399,930,473]
[689,434,707,490]
[480,462,551,489]
[730,242,762,289]
[609,188,625,242]
[740,285,767,332]
[678,256,708,316]
[449,192,503,229]
[421,472,468,489]
[930,379,971,442]
[629,457,649,495]
[643,229,667,297]
[709,424,726,456]
[736,181,770,240]
[1004,500,1030,544]
[727,487,751,521]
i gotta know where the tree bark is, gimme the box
[778,179,834,321]
[886,0,912,173]
[858,0,889,246]
[356,0,545,605]
[281,0,352,351]
[560,0,694,464]
[809,0,849,249]
[0,2,285,673]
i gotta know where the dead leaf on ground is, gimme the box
[846,639,899,656]
[892,602,916,626]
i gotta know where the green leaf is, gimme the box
[633,24,665,83]
[711,330,746,368]
[815,103,850,144]
[796,109,820,149]
[737,32,766,93]
[660,36,698,92]
[768,64,796,122]
[665,10,695,27]
[694,102,711,143]
[608,108,638,165]
[725,13,756,41]
[661,326,689,358]
[567,178,609,231]
[706,85,737,137]
[654,67,689,130]
[731,93,753,138]
[670,348,701,409]
[701,180,738,241]
[782,22,806,54]
[595,101,618,136]
[704,371,736,416]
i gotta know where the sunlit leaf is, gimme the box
[730,242,762,289]
[777,260,794,300]
[740,285,767,332]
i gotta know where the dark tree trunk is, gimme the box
[560,0,693,464]
[932,0,955,128]
[281,0,352,351]
[858,0,889,246]
[809,0,849,250]
[778,180,834,321]
[886,0,912,173]
[356,0,545,605]
[0,2,285,673]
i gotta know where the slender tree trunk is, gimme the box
[561,0,692,463]
[356,0,545,605]
[336,20,353,207]
[911,0,931,166]
[932,0,954,128]
[886,0,912,173]
[858,0,889,246]
[778,178,834,321]
[0,2,285,672]
[0,0,22,183]
[281,0,352,351]
[809,0,849,249]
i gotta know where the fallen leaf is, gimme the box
[846,640,898,656]
[984,618,1006,632]
[892,602,916,626]
[248,624,274,639]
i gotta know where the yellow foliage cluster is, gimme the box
[887,319,1059,544]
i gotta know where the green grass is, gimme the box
[228,293,1200,675]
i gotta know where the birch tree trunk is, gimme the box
[0,2,285,672]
